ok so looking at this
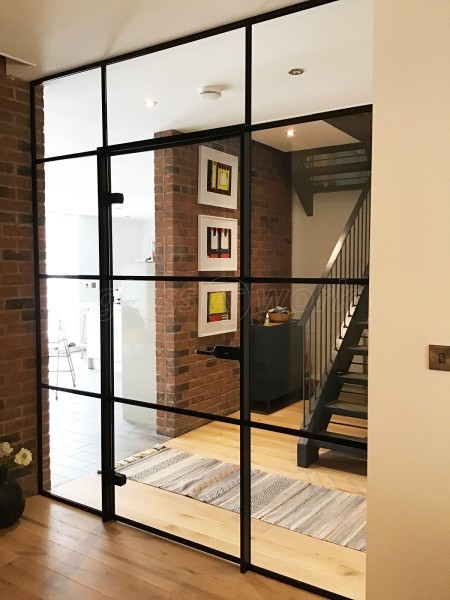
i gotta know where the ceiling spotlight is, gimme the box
[199,86,222,100]
[144,98,157,108]
[289,68,305,76]
[287,129,295,137]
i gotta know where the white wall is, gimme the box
[291,190,359,317]
[292,190,359,278]
[112,217,153,274]
[368,1,450,599]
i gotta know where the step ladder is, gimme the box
[47,312,76,398]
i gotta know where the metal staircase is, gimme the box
[297,184,370,467]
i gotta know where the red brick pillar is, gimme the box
[0,69,45,495]
[154,137,241,437]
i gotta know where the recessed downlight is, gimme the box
[289,68,305,76]
[287,129,295,137]
[144,98,157,108]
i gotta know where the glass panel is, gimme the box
[40,279,101,395]
[251,429,366,599]
[115,408,240,558]
[43,390,101,511]
[42,156,99,275]
[251,116,371,279]
[111,139,241,277]
[250,281,368,430]
[252,0,373,124]
[37,69,102,159]
[107,29,245,145]
[114,280,241,420]
[249,292,304,428]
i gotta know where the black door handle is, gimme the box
[196,345,241,361]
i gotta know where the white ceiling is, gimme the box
[11,0,372,220]
[0,0,306,81]
[252,121,357,152]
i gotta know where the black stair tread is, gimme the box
[337,372,368,385]
[304,430,368,457]
[325,400,368,419]
[347,345,368,356]
[358,320,369,327]
[316,430,367,443]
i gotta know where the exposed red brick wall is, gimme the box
[251,140,292,314]
[154,136,241,436]
[154,135,292,437]
[0,70,45,495]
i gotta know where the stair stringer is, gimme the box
[297,286,369,467]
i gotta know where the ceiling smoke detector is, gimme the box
[199,86,222,100]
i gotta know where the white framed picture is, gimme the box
[198,215,238,272]
[198,282,238,337]
[198,146,238,209]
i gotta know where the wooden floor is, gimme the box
[0,495,322,599]
[50,402,367,599]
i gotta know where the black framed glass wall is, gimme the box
[32,2,372,598]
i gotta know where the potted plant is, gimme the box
[0,441,32,528]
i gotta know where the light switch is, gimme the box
[429,345,450,371]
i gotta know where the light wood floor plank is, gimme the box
[44,401,367,599]
[0,498,322,600]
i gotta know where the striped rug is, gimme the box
[120,448,366,552]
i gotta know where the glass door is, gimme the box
[100,137,244,559]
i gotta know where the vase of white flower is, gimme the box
[0,442,32,528]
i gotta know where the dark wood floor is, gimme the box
[0,496,321,600]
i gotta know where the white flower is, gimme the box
[0,442,14,458]
[14,448,32,467]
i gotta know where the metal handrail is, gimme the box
[299,181,371,327]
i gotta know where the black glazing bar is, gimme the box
[248,104,372,133]
[240,23,252,575]
[36,149,98,164]
[30,84,44,493]
[31,1,339,85]
[115,515,240,565]
[40,274,100,280]
[249,565,352,600]
[39,274,369,286]
[101,66,108,147]
[34,105,372,166]
[97,152,115,521]
[41,383,101,399]
[40,490,103,516]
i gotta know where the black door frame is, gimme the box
[30,2,370,597]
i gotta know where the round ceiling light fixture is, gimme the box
[199,86,222,100]
[286,129,295,137]
[289,68,305,76]
[144,98,157,108]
